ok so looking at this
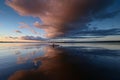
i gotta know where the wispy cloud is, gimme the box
[20,36,44,40]
[8,35,44,41]
[6,36,18,39]
[70,28,120,38]
[19,22,40,35]
[77,28,120,36]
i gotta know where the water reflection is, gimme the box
[8,45,120,80]
[16,49,41,64]
[0,43,46,80]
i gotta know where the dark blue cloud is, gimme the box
[71,28,120,38]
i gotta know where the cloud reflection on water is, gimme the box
[8,45,120,80]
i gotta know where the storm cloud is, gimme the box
[6,0,115,38]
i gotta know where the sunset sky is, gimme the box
[0,0,120,42]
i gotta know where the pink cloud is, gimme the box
[19,22,40,35]
[6,0,114,38]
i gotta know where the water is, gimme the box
[0,43,120,80]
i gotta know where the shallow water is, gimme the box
[0,43,120,80]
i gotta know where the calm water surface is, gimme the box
[0,43,120,80]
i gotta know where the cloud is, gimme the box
[6,0,115,38]
[19,22,40,35]
[20,36,44,41]
[94,10,120,20]
[72,28,120,37]
[65,36,103,39]
[8,36,44,41]
[7,36,18,39]
[14,30,22,33]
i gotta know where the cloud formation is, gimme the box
[20,36,44,40]
[19,22,40,35]
[7,36,18,39]
[73,28,120,37]
[6,0,115,38]
[8,36,44,41]
[15,30,22,33]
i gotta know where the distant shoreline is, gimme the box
[53,41,120,43]
[0,41,120,43]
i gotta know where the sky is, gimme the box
[0,0,120,42]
